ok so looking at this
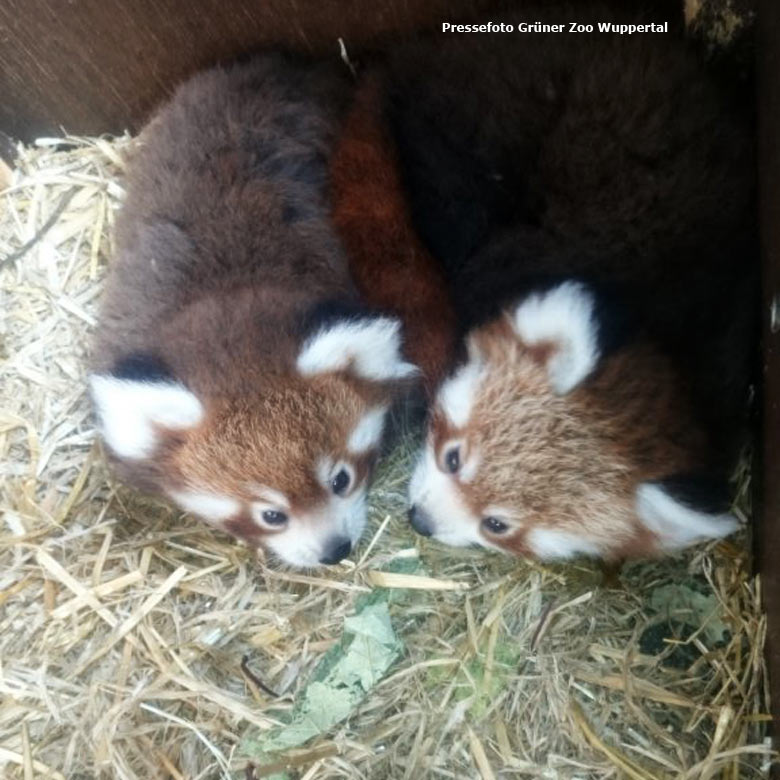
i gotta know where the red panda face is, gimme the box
[91,316,416,567]
[408,282,738,560]
[166,375,386,567]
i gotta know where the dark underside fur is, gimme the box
[93,54,353,397]
[384,1,757,472]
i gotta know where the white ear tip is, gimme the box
[90,373,203,460]
[89,373,113,395]
[512,281,600,394]
[717,515,740,536]
[394,360,421,379]
[370,318,420,379]
[297,316,419,382]
[707,512,739,537]
[438,360,485,428]
[636,482,739,551]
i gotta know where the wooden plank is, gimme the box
[0,0,495,141]
[757,0,780,742]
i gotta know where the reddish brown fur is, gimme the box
[426,318,709,559]
[94,58,353,383]
[396,4,753,559]
[164,374,385,505]
[330,72,457,395]
[91,55,405,563]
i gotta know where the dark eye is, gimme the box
[331,468,351,496]
[262,510,288,526]
[482,516,509,535]
[444,447,460,474]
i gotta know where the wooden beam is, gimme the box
[757,0,780,739]
[0,0,494,141]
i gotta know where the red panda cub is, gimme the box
[330,72,457,396]
[89,55,418,567]
[389,4,756,560]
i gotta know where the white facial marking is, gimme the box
[438,360,485,428]
[458,447,481,484]
[169,490,240,523]
[90,375,204,459]
[408,445,483,547]
[348,405,388,454]
[251,485,290,510]
[317,456,335,487]
[511,281,600,394]
[297,317,418,381]
[636,483,738,551]
[526,527,601,561]
[263,532,322,568]
[342,488,368,542]
[262,487,368,568]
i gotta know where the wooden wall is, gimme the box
[757,0,780,747]
[0,0,496,142]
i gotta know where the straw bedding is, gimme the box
[0,125,773,780]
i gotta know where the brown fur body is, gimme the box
[386,4,755,467]
[330,73,457,395]
[426,320,707,559]
[94,55,351,388]
[396,4,755,558]
[91,55,413,566]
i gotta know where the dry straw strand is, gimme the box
[0,133,772,779]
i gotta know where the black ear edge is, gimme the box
[587,280,639,358]
[110,352,175,383]
[651,473,734,516]
[297,297,394,339]
[525,275,638,357]
[470,274,640,357]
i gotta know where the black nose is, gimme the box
[319,537,352,565]
[408,505,434,537]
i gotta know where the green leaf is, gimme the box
[243,597,405,764]
[648,583,729,645]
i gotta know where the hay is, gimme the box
[0,135,774,780]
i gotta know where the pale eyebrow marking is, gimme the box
[438,360,484,428]
[250,484,290,509]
